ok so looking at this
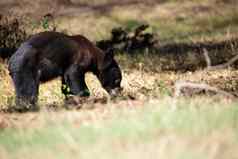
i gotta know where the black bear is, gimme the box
[8,31,122,110]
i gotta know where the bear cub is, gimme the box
[8,31,122,110]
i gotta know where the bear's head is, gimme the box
[97,48,122,96]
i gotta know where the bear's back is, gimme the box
[28,32,69,49]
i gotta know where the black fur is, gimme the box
[8,31,122,109]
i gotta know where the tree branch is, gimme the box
[203,48,238,71]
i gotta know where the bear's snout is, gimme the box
[108,87,123,97]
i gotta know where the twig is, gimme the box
[174,81,235,99]
[203,48,238,70]
[203,48,211,69]
[172,48,237,109]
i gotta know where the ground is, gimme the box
[1,0,238,159]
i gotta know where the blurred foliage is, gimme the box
[0,15,28,50]
[96,24,157,54]
[0,15,28,60]
[0,14,59,60]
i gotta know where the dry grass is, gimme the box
[1,61,238,108]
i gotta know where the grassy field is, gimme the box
[1,0,238,159]
[1,98,238,159]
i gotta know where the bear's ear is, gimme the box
[99,48,114,70]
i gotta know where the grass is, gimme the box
[53,0,238,43]
[0,98,238,159]
[1,0,238,158]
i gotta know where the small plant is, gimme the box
[41,14,57,31]
[156,80,172,96]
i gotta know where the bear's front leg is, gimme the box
[63,65,90,97]
[61,76,73,97]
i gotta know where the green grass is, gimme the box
[0,98,238,159]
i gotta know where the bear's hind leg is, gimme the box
[10,70,40,111]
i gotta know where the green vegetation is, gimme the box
[1,98,238,159]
